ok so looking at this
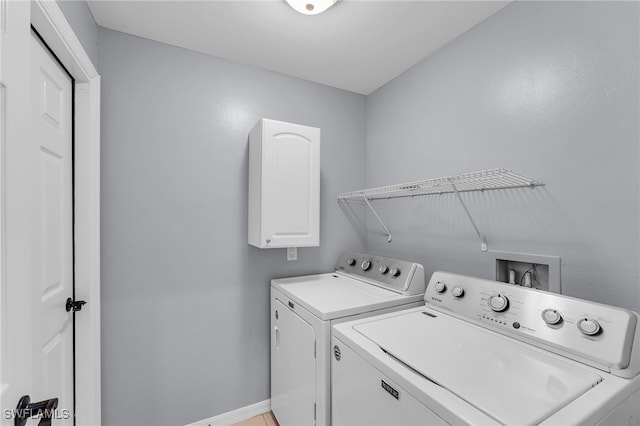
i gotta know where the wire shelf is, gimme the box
[337,168,544,200]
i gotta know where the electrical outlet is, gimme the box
[287,247,297,261]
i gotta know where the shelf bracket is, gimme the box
[362,196,392,243]
[450,182,488,252]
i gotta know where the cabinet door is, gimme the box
[272,298,317,425]
[262,119,320,248]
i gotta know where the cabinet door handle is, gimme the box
[274,326,280,350]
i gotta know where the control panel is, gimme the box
[425,271,639,376]
[335,252,425,296]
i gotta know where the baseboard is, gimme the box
[185,399,271,426]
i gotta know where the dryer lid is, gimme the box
[273,273,421,320]
[354,309,603,425]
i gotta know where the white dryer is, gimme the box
[332,271,640,425]
[271,252,426,426]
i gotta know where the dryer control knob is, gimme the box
[347,258,356,266]
[541,309,563,326]
[488,294,509,312]
[390,267,401,277]
[434,281,446,293]
[577,318,601,336]
[452,286,464,298]
[379,265,389,275]
[361,260,372,271]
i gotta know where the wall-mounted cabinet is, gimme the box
[248,118,320,249]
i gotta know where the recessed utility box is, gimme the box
[488,251,561,293]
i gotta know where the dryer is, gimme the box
[270,252,426,426]
[332,271,640,425]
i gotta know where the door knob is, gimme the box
[66,297,86,312]
[14,395,58,426]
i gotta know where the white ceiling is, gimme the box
[87,1,510,95]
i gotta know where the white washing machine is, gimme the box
[332,271,640,425]
[270,252,426,426]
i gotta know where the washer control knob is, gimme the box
[488,294,509,312]
[452,286,465,298]
[390,267,401,277]
[541,309,563,326]
[361,260,372,271]
[347,258,356,266]
[434,281,446,293]
[379,265,389,275]
[577,318,601,336]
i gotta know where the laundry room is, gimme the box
[0,0,638,425]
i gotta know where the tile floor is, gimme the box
[231,411,278,426]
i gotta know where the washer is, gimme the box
[332,271,640,425]
[271,252,426,426]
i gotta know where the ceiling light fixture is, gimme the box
[285,0,337,15]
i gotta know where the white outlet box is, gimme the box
[287,247,297,261]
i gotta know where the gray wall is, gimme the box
[365,1,639,311]
[98,1,638,424]
[57,0,98,69]
[98,28,366,425]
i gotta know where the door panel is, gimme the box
[41,150,64,297]
[30,32,73,424]
[271,298,316,425]
[271,133,312,235]
[261,120,320,248]
[331,338,446,426]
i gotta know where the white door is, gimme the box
[1,32,77,425]
[1,3,101,424]
[248,118,320,248]
[271,299,316,426]
[264,121,319,248]
[30,32,75,424]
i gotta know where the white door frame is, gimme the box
[0,1,101,424]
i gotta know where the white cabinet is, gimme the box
[248,118,320,248]
[271,297,317,425]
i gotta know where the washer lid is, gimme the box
[272,273,421,320]
[354,309,603,425]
